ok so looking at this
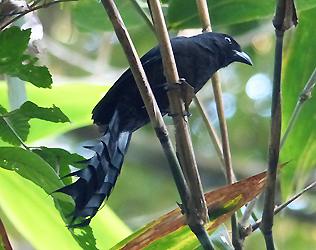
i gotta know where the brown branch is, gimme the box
[148,0,213,248]
[0,0,77,31]
[261,1,297,249]
[195,0,235,185]
[194,1,242,249]
[100,0,191,224]
[195,0,211,32]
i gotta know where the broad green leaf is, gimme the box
[0,26,52,88]
[11,64,53,89]
[0,26,30,62]
[166,0,316,30]
[0,167,131,250]
[0,106,30,146]
[20,101,70,123]
[0,147,64,192]
[0,101,70,146]
[0,168,81,250]
[71,0,145,32]
[280,8,316,197]
[72,0,157,68]
[0,147,99,249]
[0,54,32,75]
[112,171,266,249]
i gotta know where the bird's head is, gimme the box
[212,33,253,67]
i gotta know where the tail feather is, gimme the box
[56,112,132,227]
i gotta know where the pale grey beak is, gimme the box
[233,50,253,66]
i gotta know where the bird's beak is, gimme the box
[233,50,253,66]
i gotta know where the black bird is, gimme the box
[57,32,252,227]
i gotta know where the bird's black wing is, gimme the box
[92,45,165,127]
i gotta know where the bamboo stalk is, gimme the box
[148,0,213,248]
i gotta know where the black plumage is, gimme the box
[56,32,252,227]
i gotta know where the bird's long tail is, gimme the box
[56,111,132,227]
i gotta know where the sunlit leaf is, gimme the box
[0,101,70,146]
[0,168,81,250]
[12,64,53,89]
[20,101,70,123]
[0,147,98,249]
[111,171,267,249]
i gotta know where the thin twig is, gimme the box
[194,0,239,248]
[280,67,316,148]
[0,0,77,31]
[252,181,316,232]
[193,96,225,169]
[211,73,235,185]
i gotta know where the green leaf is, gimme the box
[0,26,30,63]
[32,147,87,186]
[0,101,70,146]
[0,147,64,192]
[0,168,81,250]
[0,26,52,88]
[0,104,7,114]
[11,64,53,89]
[280,8,316,197]
[0,106,30,146]
[166,0,316,30]
[20,101,70,123]
[112,172,266,249]
[0,147,99,249]
[0,166,131,250]
[71,0,145,32]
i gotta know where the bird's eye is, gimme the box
[225,37,232,44]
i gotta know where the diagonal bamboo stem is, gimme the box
[194,0,239,248]
[148,0,213,248]
[100,0,191,212]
